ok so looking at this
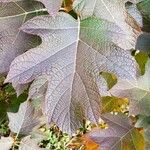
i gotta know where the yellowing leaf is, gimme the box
[110,59,150,116]
[135,115,150,142]
[88,113,145,150]
[102,96,129,113]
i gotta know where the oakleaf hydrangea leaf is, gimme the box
[88,113,144,150]
[136,32,150,54]
[1,0,63,16]
[8,101,40,134]
[126,3,143,27]
[37,0,62,16]
[110,59,150,116]
[5,12,139,134]
[96,75,111,96]
[0,1,44,74]
[0,137,14,150]
[73,0,141,47]
[19,136,47,150]
[28,75,50,100]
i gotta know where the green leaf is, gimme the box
[135,115,150,142]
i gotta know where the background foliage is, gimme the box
[0,0,150,149]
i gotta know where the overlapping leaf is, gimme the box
[4,10,140,134]
[73,0,128,22]
[37,0,62,16]
[8,101,40,134]
[88,113,144,150]
[0,1,44,74]
[73,0,141,47]
[19,136,47,150]
[137,0,150,16]
[0,137,14,150]
[126,2,143,27]
[137,0,150,32]
[102,96,128,113]
[110,59,150,116]
[1,0,64,16]
[136,32,150,54]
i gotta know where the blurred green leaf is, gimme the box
[135,51,148,75]
[135,115,150,142]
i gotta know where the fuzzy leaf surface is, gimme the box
[5,12,140,134]
[37,0,62,16]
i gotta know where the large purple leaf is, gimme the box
[5,12,139,134]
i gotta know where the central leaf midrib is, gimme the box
[0,8,47,20]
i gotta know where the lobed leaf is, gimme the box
[5,11,140,134]
[73,0,141,47]
[1,0,64,16]
[0,0,44,75]
[88,113,145,150]
[110,59,150,116]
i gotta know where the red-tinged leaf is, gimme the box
[82,135,100,150]
[88,113,145,150]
